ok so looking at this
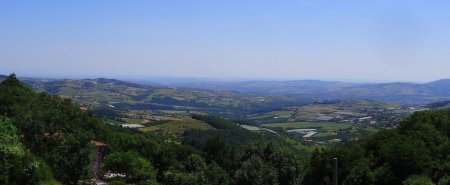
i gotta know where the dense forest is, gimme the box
[0,74,449,185]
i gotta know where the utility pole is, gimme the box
[333,157,338,185]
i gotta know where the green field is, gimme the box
[138,118,215,142]
[261,122,353,130]
[281,135,324,153]
[103,118,125,125]
[139,119,214,134]
[358,125,380,134]
[122,118,149,124]
[249,110,295,119]
[314,131,336,137]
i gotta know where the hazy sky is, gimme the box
[1,0,450,82]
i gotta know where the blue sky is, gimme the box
[1,0,450,82]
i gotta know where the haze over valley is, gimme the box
[1,1,450,185]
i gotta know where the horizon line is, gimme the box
[3,72,447,84]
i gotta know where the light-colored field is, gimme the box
[122,118,149,124]
[249,110,295,120]
[145,116,181,121]
[240,125,262,131]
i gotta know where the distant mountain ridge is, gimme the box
[2,75,449,105]
[0,75,8,81]
[151,78,450,104]
[426,100,450,109]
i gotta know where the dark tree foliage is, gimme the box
[403,175,435,185]
[164,154,229,185]
[236,141,304,185]
[234,155,279,185]
[89,105,121,119]
[0,117,58,185]
[2,74,449,185]
[184,115,262,148]
[192,114,240,129]
[102,126,213,183]
[203,136,233,168]
[102,151,158,184]
[304,110,450,185]
[0,75,108,184]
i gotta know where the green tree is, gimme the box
[44,133,92,184]
[0,117,59,185]
[403,175,435,185]
[303,148,332,185]
[239,141,303,185]
[344,159,375,185]
[0,74,109,184]
[203,136,231,168]
[205,162,229,185]
[102,152,157,184]
[234,155,279,185]
[164,154,208,185]
[437,176,450,185]
[379,135,432,182]
[164,154,229,185]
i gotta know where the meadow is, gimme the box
[261,121,353,130]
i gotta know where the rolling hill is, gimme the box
[3,76,311,119]
[153,79,450,104]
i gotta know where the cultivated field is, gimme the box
[261,122,353,130]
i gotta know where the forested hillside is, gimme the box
[4,76,311,119]
[0,74,305,185]
[304,110,450,185]
[1,74,449,185]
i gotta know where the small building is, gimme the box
[90,140,107,178]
